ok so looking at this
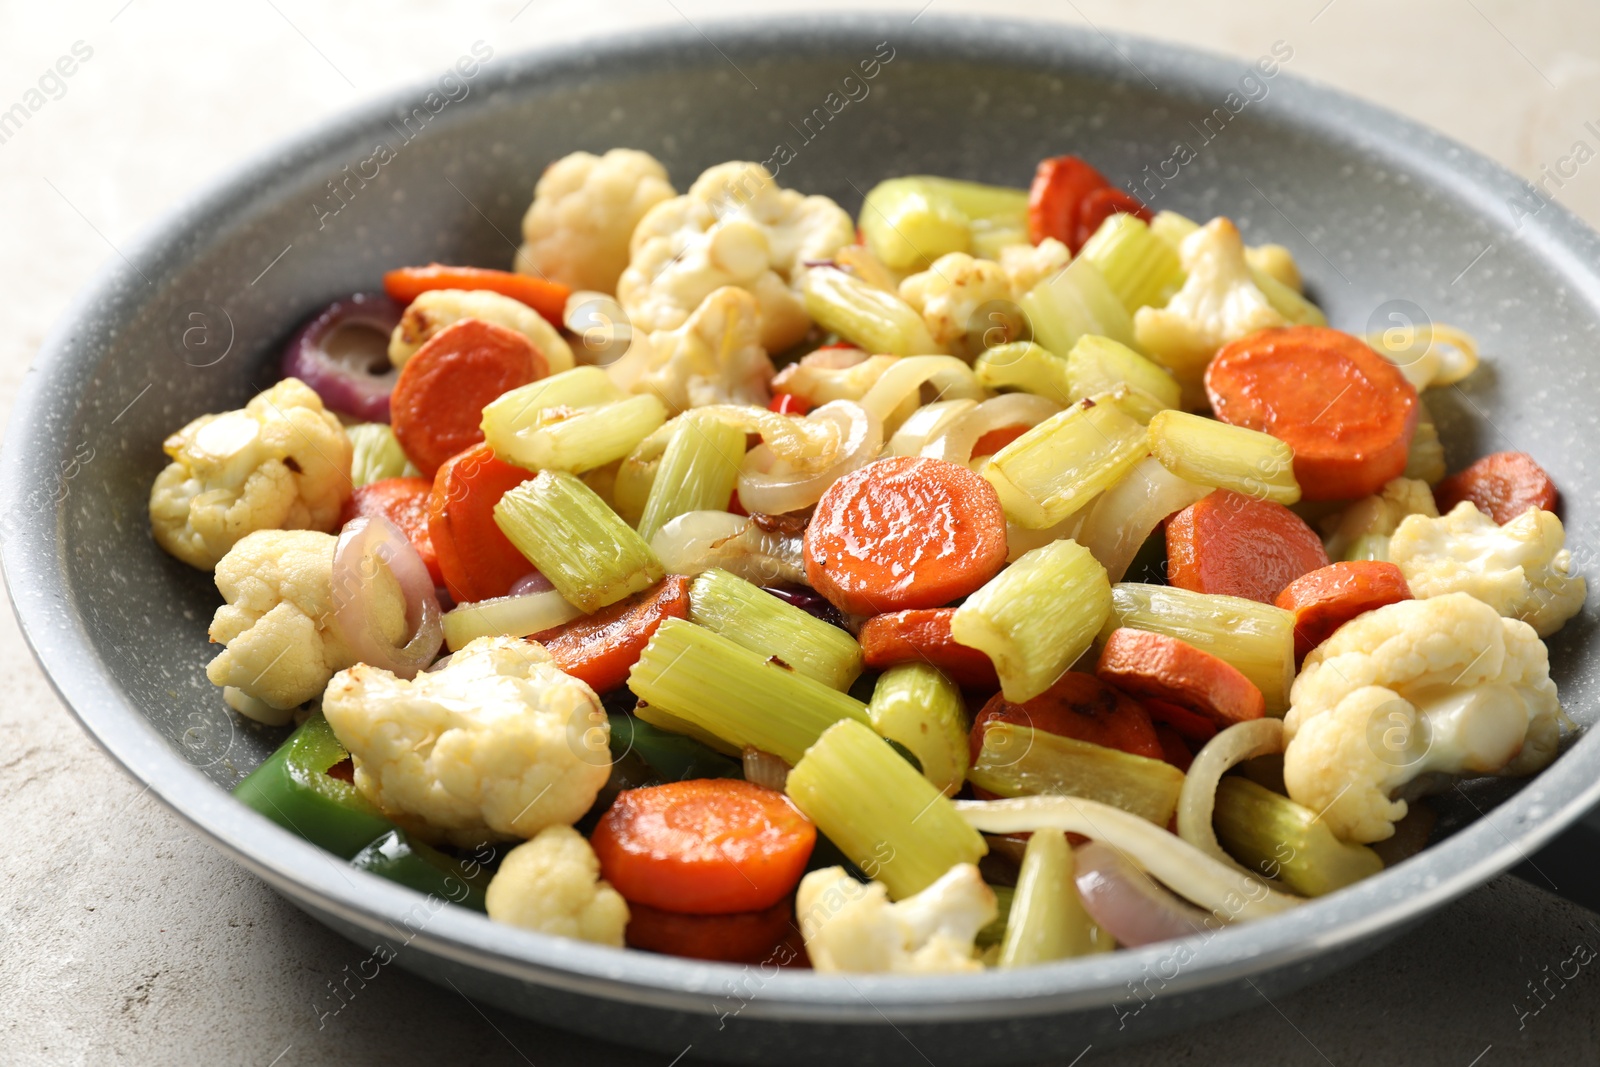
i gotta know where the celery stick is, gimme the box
[974,342,1075,405]
[951,539,1111,702]
[1149,210,1201,249]
[786,718,987,900]
[1079,214,1186,312]
[347,422,420,486]
[1251,265,1327,327]
[442,589,582,651]
[1101,583,1296,713]
[997,831,1109,967]
[613,421,674,527]
[1020,257,1140,355]
[1406,407,1446,485]
[984,397,1148,529]
[858,177,972,271]
[868,664,969,796]
[1343,533,1390,562]
[628,618,869,765]
[496,394,668,474]
[633,700,742,758]
[480,366,624,442]
[969,723,1185,825]
[493,470,663,612]
[925,177,1030,223]
[1066,334,1182,413]
[1147,408,1301,505]
[1213,776,1383,896]
[801,268,942,356]
[688,568,863,691]
[636,412,747,543]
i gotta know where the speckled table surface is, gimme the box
[5,2,1600,1064]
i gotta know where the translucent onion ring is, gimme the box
[736,400,882,515]
[1073,841,1215,947]
[858,354,986,425]
[1077,458,1212,582]
[887,398,978,456]
[649,511,807,586]
[333,515,444,678]
[440,588,583,652]
[742,747,792,792]
[921,393,1060,466]
[1176,718,1287,878]
[695,403,847,473]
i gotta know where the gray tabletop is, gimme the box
[5,1,1600,1064]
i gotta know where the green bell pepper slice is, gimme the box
[351,830,491,912]
[608,713,741,782]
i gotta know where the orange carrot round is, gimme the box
[1073,187,1153,251]
[1165,489,1329,603]
[858,608,1001,690]
[624,896,793,963]
[532,576,690,693]
[969,672,1164,765]
[804,456,1007,616]
[591,780,816,914]
[383,263,569,325]
[1434,451,1559,524]
[1274,561,1414,663]
[971,425,1030,458]
[1095,628,1265,727]
[1141,697,1219,746]
[1152,723,1194,772]
[427,443,535,604]
[390,318,545,477]
[1205,325,1419,500]
[1028,155,1110,252]
[339,477,442,587]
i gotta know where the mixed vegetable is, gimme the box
[147,146,1587,973]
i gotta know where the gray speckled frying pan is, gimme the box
[4,14,1599,1065]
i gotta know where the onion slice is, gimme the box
[1077,458,1212,582]
[742,747,792,792]
[736,400,882,515]
[859,354,984,425]
[1074,841,1214,947]
[1176,719,1287,877]
[921,393,1060,466]
[333,515,445,677]
[280,292,403,422]
[649,511,807,585]
[887,398,978,456]
[441,588,583,652]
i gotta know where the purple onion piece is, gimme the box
[762,584,848,630]
[281,292,404,422]
[509,571,554,597]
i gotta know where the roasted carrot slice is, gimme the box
[1153,723,1194,772]
[339,477,443,588]
[1027,155,1110,252]
[1205,325,1419,500]
[969,672,1165,764]
[858,608,1001,690]
[1073,187,1153,251]
[1141,697,1219,746]
[428,443,536,604]
[382,263,570,325]
[1434,451,1559,524]
[1274,561,1414,664]
[1165,489,1330,603]
[625,895,793,963]
[971,425,1030,458]
[1095,628,1265,727]
[532,576,690,693]
[803,456,1008,616]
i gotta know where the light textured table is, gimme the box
[4,2,1600,1064]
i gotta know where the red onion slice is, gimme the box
[1073,841,1214,948]
[333,515,444,678]
[509,571,555,596]
[281,292,403,422]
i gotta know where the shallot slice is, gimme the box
[280,293,403,422]
[332,515,444,677]
[1073,841,1215,948]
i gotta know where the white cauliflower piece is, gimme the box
[149,378,353,570]
[796,863,995,974]
[998,238,1070,295]
[899,253,1018,362]
[514,148,677,295]
[206,530,406,725]
[323,636,611,847]
[387,288,574,372]
[1133,217,1287,382]
[1322,477,1439,561]
[485,825,629,947]
[1283,593,1564,843]
[1389,502,1586,637]
[618,161,854,352]
[605,286,774,413]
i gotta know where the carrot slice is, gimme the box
[1434,451,1559,524]
[427,443,535,603]
[1153,723,1194,773]
[532,576,690,693]
[338,477,443,588]
[390,318,545,477]
[971,425,1030,458]
[1205,325,1419,501]
[1073,187,1153,252]
[1274,561,1414,664]
[1027,155,1110,252]
[1095,628,1265,727]
[624,895,793,964]
[969,672,1165,764]
[382,263,569,325]
[1141,697,1219,746]
[803,456,1007,616]
[591,780,816,914]
[1166,489,1329,603]
[858,608,1001,690]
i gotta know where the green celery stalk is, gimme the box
[495,394,667,474]
[867,664,970,796]
[635,413,748,544]
[480,366,624,443]
[997,830,1110,967]
[984,397,1149,529]
[801,267,941,356]
[1213,776,1383,896]
[969,723,1186,825]
[1019,257,1140,355]
[347,422,420,487]
[687,569,863,691]
[1079,214,1186,312]
[974,341,1075,405]
[858,177,972,270]
[1251,266,1327,327]
[1147,408,1301,505]
[1066,334,1182,413]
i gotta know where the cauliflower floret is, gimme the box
[149,378,353,570]
[796,863,995,974]
[1133,217,1287,386]
[387,288,575,372]
[1282,593,1564,843]
[1245,242,1303,292]
[514,149,677,295]
[899,253,1018,362]
[484,825,629,947]
[997,238,1070,295]
[1322,477,1439,561]
[605,286,775,413]
[323,636,610,847]
[205,529,406,725]
[1389,502,1586,637]
[618,161,854,352]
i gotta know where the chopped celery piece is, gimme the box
[1213,776,1383,896]
[1066,335,1182,413]
[951,539,1111,703]
[976,884,1015,949]
[858,176,1029,272]
[442,588,582,651]
[1101,583,1296,713]
[984,396,1148,529]
[347,422,420,486]
[1147,408,1301,505]
[613,421,675,527]
[480,366,624,441]
[1079,214,1186,312]
[997,830,1110,967]
[868,664,969,796]
[1149,210,1201,249]
[633,700,742,757]
[929,177,1031,222]
[1251,265,1326,327]
[688,568,863,691]
[974,341,1075,405]
[495,394,668,475]
[971,222,1030,261]
[1344,533,1390,562]
[1019,257,1140,355]
[494,470,663,612]
[786,718,987,900]
[801,267,941,355]
[636,412,747,543]
[969,723,1185,825]
[1406,408,1446,485]
[628,618,869,765]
